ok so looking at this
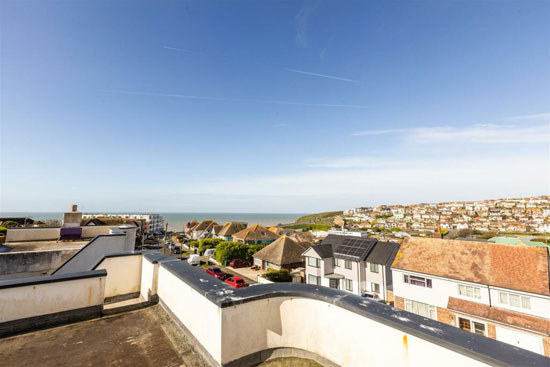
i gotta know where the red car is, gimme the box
[229,259,251,268]
[206,266,228,280]
[225,276,248,288]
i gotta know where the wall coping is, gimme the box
[0,269,107,290]
[51,234,126,275]
[91,250,145,270]
[157,253,550,367]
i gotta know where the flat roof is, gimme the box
[0,240,88,253]
[0,306,205,367]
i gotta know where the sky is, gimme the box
[0,0,549,213]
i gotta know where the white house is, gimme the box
[391,237,550,357]
[302,235,399,301]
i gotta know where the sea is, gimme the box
[0,212,307,232]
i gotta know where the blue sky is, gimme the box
[1,0,549,213]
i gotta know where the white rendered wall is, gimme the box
[95,255,142,298]
[392,269,550,319]
[0,275,105,323]
[140,256,159,301]
[220,296,490,367]
[6,227,60,242]
[157,265,223,363]
[54,235,127,275]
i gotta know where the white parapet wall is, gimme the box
[0,271,106,324]
[157,262,223,364]
[53,234,129,275]
[94,254,142,299]
[6,227,61,242]
[155,257,550,367]
[6,225,135,243]
[221,297,488,366]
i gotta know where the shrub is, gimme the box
[189,240,200,249]
[0,227,6,234]
[215,241,249,264]
[262,269,292,282]
[198,238,223,252]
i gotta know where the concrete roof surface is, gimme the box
[0,306,206,367]
[1,240,88,253]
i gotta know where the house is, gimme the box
[391,237,550,357]
[216,222,247,241]
[252,235,306,270]
[302,235,399,301]
[191,220,218,239]
[231,224,278,244]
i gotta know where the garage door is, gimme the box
[495,326,543,355]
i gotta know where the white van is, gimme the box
[187,254,200,266]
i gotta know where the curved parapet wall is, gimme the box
[155,256,549,367]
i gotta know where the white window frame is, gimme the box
[371,282,380,293]
[498,291,531,310]
[404,299,437,320]
[345,279,353,291]
[334,258,343,267]
[370,263,379,273]
[307,257,320,268]
[456,316,487,336]
[458,284,481,299]
[344,259,352,270]
[403,274,432,288]
[308,274,321,286]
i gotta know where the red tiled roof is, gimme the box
[392,237,550,295]
[447,297,550,335]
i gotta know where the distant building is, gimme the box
[216,222,247,241]
[83,213,164,235]
[232,224,278,245]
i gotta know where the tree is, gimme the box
[215,241,249,264]
[198,238,223,253]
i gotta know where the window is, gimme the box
[458,317,486,336]
[458,284,481,299]
[370,263,379,273]
[345,259,352,269]
[404,274,432,288]
[307,257,320,268]
[371,282,380,293]
[308,275,321,286]
[334,258,343,267]
[498,292,531,310]
[404,299,436,319]
[346,279,353,291]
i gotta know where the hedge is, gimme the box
[198,238,223,253]
[215,241,249,264]
[262,269,292,282]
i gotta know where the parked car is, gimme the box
[224,276,248,288]
[206,266,228,280]
[173,245,181,254]
[229,259,251,268]
[187,254,200,266]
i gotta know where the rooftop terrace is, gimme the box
[0,250,548,367]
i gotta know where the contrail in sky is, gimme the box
[103,90,369,109]
[284,68,361,83]
[164,45,362,84]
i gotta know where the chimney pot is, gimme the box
[71,204,78,212]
